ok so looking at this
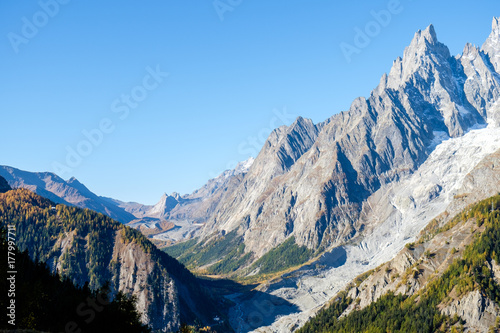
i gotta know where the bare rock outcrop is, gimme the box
[441,290,500,332]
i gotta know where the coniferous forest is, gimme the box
[0,227,150,332]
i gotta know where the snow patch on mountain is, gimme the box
[219,157,255,181]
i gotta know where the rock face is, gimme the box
[109,231,180,331]
[0,166,136,223]
[252,134,500,332]
[50,228,180,331]
[212,18,500,332]
[482,17,500,75]
[442,290,500,332]
[0,175,11,193]
[195,18,500,268]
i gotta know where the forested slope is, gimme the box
[299,194,500,332]
[0,184,230,332]
[0,228,149,332]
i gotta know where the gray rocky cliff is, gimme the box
[109,231,180,331]
[441,290,500,332]
[482,17,500,74]
[48,228,180,331]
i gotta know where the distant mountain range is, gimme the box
[0,165,137,223]
[0,157,255,243]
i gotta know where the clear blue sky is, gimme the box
[0,0,498,204]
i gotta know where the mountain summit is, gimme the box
[482,17,500,73]
[386,24,450,90]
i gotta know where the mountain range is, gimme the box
[228,17,500,332]
[0,157,255,243]
[2,17,500,333]
[163,17,500,282]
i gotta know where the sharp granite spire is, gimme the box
[482,17,500,73]
[386,24,451,90]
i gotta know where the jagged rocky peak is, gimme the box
[382,22,486,138]
[262,116,315,150]
[460,19,500,125]
[406,24,448,55]
[250,115,320,176]
[387,24,451,90]
[414,24,438,45]
[458,43,500,123]
[290,115,312,129]
[147,192,181,218]
[467,16,500,62]
[282,116,320,151]
[494,16,500,30]
[462,42,480,58]
[171,192,182,201]
[489,16,500,38]
[231,157,255,175]
[482,17,500,73]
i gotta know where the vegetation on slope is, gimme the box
[165,230,252,275]
[207,243,252,275]
[0,188,230,330]
[0,188,119,289]
[299,194,500,333]
[164,238,198,259]
[250,236,314,275]
[166,233,314,277]
[0,229,149,332]
[297,292,352,333]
